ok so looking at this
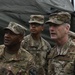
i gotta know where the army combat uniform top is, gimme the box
[47,39,75,75]
[0,45,35,75]
[21,34,51,75]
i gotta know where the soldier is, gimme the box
[0,22,36,75]
[46,11,75,75]
[21,15,51,75]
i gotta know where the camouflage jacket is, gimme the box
[47,39,75,75]
[0,45,35,75]
[21,34,51,75]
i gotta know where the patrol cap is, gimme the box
[4,22,27,35]
[29,15,44,25]
[46,11,71,25]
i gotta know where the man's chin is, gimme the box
[4,42,10,46]
[31,32,37,34]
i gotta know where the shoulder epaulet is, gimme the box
[71,41,75,46]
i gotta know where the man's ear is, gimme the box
[65,23,70,33]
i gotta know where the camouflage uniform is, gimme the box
[0,45,35,75]
[22,34,51,75]
[68,31,75,42]
[47,39,75,75]
[69,31,75,38]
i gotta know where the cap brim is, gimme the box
[45,20,63,25]
[4,27,19,34]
